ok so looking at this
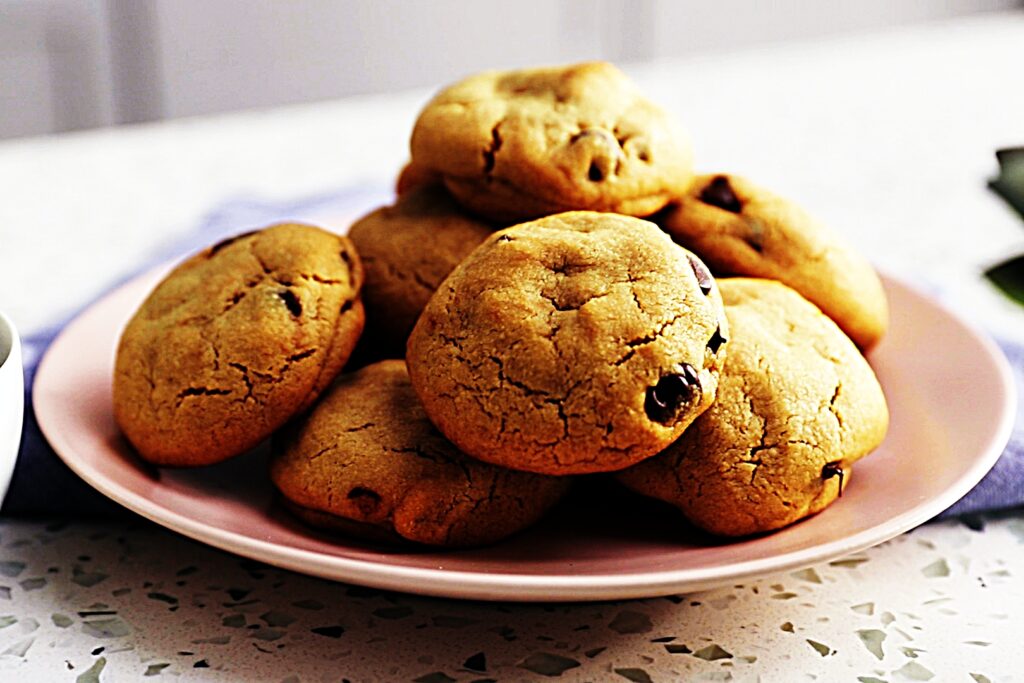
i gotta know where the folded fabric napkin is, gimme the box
[2,183,1022,519]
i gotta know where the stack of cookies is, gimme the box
[113,62,889,546]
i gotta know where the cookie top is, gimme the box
[270,360,570,547]
[410,62,693,222]
[617,278,889,536]
[659,173,888,349]
[113,224,365,466]
[347,186,495,356]
[406,211,728,475]
[395,160,442,195]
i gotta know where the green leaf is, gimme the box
[985,254,1024,307]
[989,147,1024,220]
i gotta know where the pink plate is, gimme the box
[34,268,1016,601]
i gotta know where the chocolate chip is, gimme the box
[340,299,354,314]
[572,129,621,183]
[822,462,845,497]
[689,256,714,295]
[497,234,513,243]
[278,290,302,317]
[698,176,742,213]
[707,326,727,354]
[645,364,700,424]
[348,487,380,500]
[347,487,381,515]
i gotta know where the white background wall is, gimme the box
[1,0,1019,139]
[1,0,116,137]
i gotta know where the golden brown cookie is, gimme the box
[407,211,728,476]
[113,224,365,466]
[617,278,889,537]
[410,62,693,222]
[347,185,495,357]
[270,360,570,547]
[395,160,442,195]
[659,173,888,349]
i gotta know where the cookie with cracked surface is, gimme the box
[617,278,889,537]
[113,223,365,467]
[659,173,888,349]
[406,211,728,475]
[410,61,693,222]
[270,360,571,547]
[347,185,495,358]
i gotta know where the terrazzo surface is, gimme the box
[0,512,1021,681]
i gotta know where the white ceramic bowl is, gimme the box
[0,312,24,503]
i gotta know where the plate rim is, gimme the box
[34,267,1018,601]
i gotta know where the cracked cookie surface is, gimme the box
[617,278,889,537]
[113,223,365,466]
[658,173,889,349]
[270,360,570,547]
[347,185,496,358]
[410,62,693,223]
[406,211,728,475]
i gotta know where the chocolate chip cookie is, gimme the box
[395,160,441,195]
[658,174,888,349]
[270,360,570,547]
[114,224,365,466]
[617,278,889,537]
[410,62,693,222]
[406,211,728,475]
[347,185,495,356]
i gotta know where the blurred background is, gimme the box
[1,0,1020,140]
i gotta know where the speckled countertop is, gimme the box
[0,514,1022,681]
[2,12,1024,682]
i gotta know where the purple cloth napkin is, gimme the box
[3,185,1022,518]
